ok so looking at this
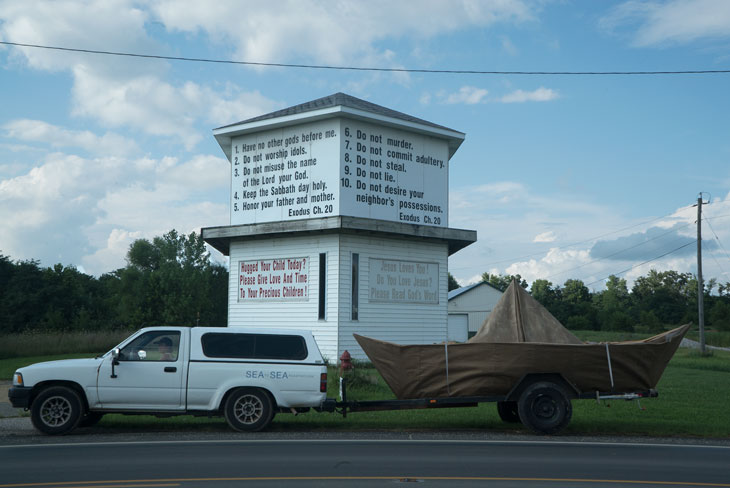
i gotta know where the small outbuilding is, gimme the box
[447,282,503,341]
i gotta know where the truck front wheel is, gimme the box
[30,386,83,435]
[224,388,274,432]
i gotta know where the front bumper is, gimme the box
[8,386,32,409]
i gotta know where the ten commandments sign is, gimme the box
[229,118,449,227]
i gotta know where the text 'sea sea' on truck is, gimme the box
[9,327,329,435]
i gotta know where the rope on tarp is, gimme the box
[444,342,451,396]
[605,343,615,391]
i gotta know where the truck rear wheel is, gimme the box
[224,388,274,432]
[31,386,83,435]
[517,381,572,435]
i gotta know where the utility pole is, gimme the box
[697,195,706,355]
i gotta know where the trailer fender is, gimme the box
[505,373,580,402]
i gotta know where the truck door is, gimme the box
[97,330,185,410]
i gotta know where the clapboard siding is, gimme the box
[337,234,448,360]
[228,235,340,360]
[447,282,503,333]
[226,233,450,361]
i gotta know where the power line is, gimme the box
[586,239,697,286]
[3,41,730,76]
[545,222,693,281]
[704,217,730,275]
[451,206,693,272]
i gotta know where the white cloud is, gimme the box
[0,2,280,149]
[533,231,557,243]
[448,185,730,290]
[153,0,538,66]
[497,87,559,103]
[600,0,730,47]
[0,150,229,274]
[69,68,279,150]
[3,119,139,156]
[0,0,154,73]
[506,247,592,286]
[444,86,489,105]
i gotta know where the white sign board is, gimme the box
[238,257,309,301]
[368,258,439,304]
[230,119,448,227]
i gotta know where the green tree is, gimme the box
[595,275,633,331]
[105,230,228,329]
[631,269,695,326]
[530,279,558,309]
[558,279,597,330]
[447,273,460,291]
[481,272,527,292]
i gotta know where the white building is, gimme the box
[447,282,504,341]
[202,93,476,360]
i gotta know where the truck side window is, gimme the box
[201,333,307,361]
[120,331,181,361]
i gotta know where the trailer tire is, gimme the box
[517,381,572,435]
[30,386,83,435]
[497,401,521,423]
[224,388,274,432]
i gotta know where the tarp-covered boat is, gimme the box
[355,280,689,400]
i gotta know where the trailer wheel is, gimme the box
[224,388,274,432]
[497,401,521,423]
[517,381,572,435]
[30,386,83,435]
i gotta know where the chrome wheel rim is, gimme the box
[40,395,73,427]
[233,394,263,425]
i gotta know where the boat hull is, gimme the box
[354,324,689,399]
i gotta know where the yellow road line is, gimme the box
[1,477,729,487]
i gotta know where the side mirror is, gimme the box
[111,348,121,378]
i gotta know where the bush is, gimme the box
[708,301,730,331]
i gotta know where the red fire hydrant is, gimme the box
[339,350,353,376]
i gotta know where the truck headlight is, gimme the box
[13,372,23,386]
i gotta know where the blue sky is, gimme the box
[1,0,729,290]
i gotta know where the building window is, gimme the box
[318,252,326,320]
[351,253,359,321]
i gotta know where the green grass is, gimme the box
[573,328,730,348]
[685,330,730,348]
[3,347,728,437]
[0,330,129,360]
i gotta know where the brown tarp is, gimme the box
[354,280,690,399]
[469,281,582,344]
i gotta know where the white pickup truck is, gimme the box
[9,327,329,435]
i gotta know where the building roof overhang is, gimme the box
[202,216,476,257]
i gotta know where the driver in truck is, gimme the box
[154,337,174,361]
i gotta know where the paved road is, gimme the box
[1,438,728,488]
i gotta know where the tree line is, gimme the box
[468,272,730,332]
[0,230,228,334]
[2,230,729,334]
